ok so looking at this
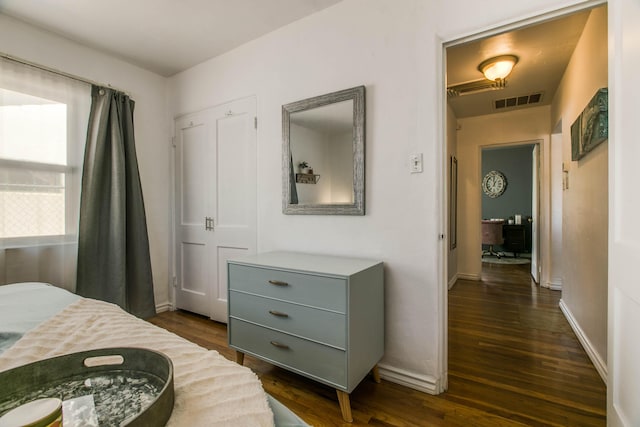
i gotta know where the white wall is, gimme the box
[169,0,603,392]
[436,0,599,40]
[455,107,552,281]
[0,14,172,309]
[551,6,608,369]
[549,130,564,289]
[169,0,443,391]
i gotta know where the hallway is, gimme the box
[447,263,606,425]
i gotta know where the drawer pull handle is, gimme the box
[268,310,289,318]
[270,341,290,349]
[268,280,289,287]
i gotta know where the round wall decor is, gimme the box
[482,170,508,198]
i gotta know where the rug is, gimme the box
[482,255,531,265]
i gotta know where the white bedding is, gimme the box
[0,288,275,426]
[0,283,80,354]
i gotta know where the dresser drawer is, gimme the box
[229,318,346,388]
[228,264,346,312]
[229,291,345,349]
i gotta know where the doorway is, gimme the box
[480,143,538,281]
[443,2,609,391]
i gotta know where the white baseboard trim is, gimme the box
[542,279,562,291]
[155,302,172,313]
[448,273,458,290]
[559,299,607,384]
[377,364,441,394]
[457,273,480,281]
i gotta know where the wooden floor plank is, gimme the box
[148,263,606,425]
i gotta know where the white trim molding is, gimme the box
[377,363,441,394]
[559,299,607,383]
[448,273,459,289]
[155,302,172,313]
[542,278,563,291]
[457,272,480,281]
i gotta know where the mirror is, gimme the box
[282,86,365,215]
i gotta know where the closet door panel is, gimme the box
[174,97,256,322]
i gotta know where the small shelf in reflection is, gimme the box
[295,173,320,184]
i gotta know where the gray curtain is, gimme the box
[76,86,156,319]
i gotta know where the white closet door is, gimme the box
[174,97,256,321]
[207,97,257,322]
[175,112,211,316]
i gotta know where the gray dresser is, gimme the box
[227,251,384,422]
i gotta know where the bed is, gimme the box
[0,282,309,427]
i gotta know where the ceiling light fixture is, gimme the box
[478,55,519,81]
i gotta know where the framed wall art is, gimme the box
[571,88,608,161]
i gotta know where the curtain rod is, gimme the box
[0,52,130,96]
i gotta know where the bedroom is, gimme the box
[0,0,638,426]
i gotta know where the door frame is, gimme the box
[438,0,607,392]
[478,140,542,278]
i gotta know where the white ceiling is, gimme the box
[0,0,342,76]
[0,1,600,118]
[447,9,594,118]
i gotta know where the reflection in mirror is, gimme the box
[283,86,365,215]
[291,100,354,204]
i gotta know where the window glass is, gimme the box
[0,168,65,238]
[0,88,67,165]
[0,57,90,242]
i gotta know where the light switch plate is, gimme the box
[409,153,423,173]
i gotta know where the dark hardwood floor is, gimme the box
[148,263,606,426]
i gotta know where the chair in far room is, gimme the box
[482,219,505,258]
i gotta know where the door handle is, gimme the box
[269,310,289,318]
[205,216,214,231]
[268,280,289,287]
[270,341,290,350]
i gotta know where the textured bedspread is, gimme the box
[0,298,274,427]
[0,283,80,354]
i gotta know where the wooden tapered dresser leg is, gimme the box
[336,390,353,423]
[235,351,245,365]
[371,365,381,383]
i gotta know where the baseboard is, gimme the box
[155,302,172,313]
[457,273,480,281]
[559,299,607,384]
[542,279,562,291]
[448,273,458,290]
[377,363,441,394]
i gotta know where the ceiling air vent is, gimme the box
[447,78,506,97]
[494,92,543,110]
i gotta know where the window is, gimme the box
[0,57,90,245]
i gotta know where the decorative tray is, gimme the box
[0,347,174,426]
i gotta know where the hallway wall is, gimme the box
[551,6,608,373]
